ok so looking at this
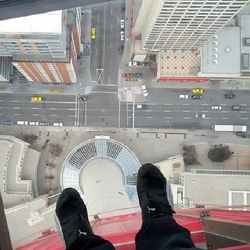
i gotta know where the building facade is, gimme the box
[0,9,81,84]
[134,0,249,51]
[0,57,11,82]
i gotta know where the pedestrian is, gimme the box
[55,163,200,250]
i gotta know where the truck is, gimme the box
[213,125,247,132]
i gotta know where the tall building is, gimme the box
[133,0,249,51]
[0,57,11,82]
[0,9,81,84]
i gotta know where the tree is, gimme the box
[49,143,63,157]
[208,145,232,162]
[183,145,200,165]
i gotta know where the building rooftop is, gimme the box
[199,27,241,77]
[0,11,62,34]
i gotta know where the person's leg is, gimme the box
[135,163,199,250]
[55,188,115,250]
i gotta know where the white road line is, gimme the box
[165,116,172,119]
[240,117,248,120]
[145,110,153,112]
[48,108,57,110]
[31,107,40,110]
[11,100,18,103]
[50,114,57,117]
[183,110,191,113]
[204,117,211,119]
[32,114,40,116]
[184,117,191,119]
[201,104,209,106]
[240,111,247,113]
[69,115,75,117]
[164,110,172,112]
[110,6,113,14]
[220,104,227,106]
[221,117,229,120]
[221,111,229,113]
[201,111,209,113]
[68,108,75,111]
[145,116,152,119]
[13,107,21,109]
[240,104,247,106]
[182,104,190,106]
[44,101,75,104]
[164,103,173,106]
[14,113,21,116]
[0,100,3,102]
[110,23,113,30]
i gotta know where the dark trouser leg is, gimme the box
[67,234,115,250]
[135,215,199,250]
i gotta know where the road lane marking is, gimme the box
[240,111,247,113]
[220,104,227,106]
[43,101,75,104]
[201,104,209,106]
[13,107,21,109]
[164,110,172,112]
[165,116,172,119]
[145,116,152,119]
[68,108,75,111]
[240,104,247,106]
[221,111,229,113]
[145,110,153,112]
[201,111,209,113]
[184,117,191,119]
[50,114,58,117]
[32,114,40,116]
[11,100,18,102]
[164,103,173,105]
[182,104,190,106]
[183,110,191,113]
[48,108,57,110]
[69,115,75,117]
[110,23,113,30]
[14,113,21,116]
[221,117,229,120]
[240,118,248,120]
[32,107,40,110]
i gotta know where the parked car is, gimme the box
[29,121,39,126]
[192,94,202,100]
[232,105,242,111]
[120,19,125,29]
[225,92,235,99]
[211,105,222,110]
[17,121,28,125]
[53,122,63,127]
[118,45,124,54]
[140,84,148,97]
[192,88,204,94]
[121,3,125,12]
[80,95,88,101]
[39,121,49,126]
[179,94,188,99]
[120,31,124,41]
[4,120,15,125]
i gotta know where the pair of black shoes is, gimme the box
[55,163,174,248]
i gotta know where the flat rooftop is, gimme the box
[0,11,62,34]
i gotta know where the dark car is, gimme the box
[4,120,15,125]
[236,132,247,138]
[232,105,242,111]
[80,95,88,101]
[192,94,202,100]
[121,3,125,12]
[118,45,124,54]
[225,93,235,99]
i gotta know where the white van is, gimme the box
[17,121,28,125]
[29,121,39,126]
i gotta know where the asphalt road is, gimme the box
[1,88,250,130]
[90,1,125,85]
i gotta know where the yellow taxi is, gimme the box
[192,88,204,94]
[31,96,42,102]
[91,28,96,40]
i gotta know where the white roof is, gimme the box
[0,11,62,34]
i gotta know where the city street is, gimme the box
[90,2,125,85]
[1,88,250,129]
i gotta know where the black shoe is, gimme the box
[55,188,93,249]
[137,163,175,222]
